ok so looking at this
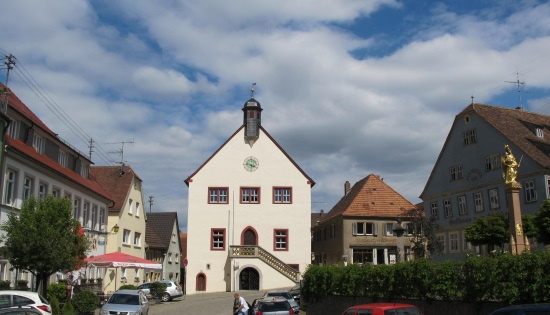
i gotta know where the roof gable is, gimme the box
[145,212,180,249]
[90,165,140,211]
[320,174,415,223]
[185,125,315,186]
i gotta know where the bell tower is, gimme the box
[242,84,262,146]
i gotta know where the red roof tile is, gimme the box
[90,165,140,211]
[320,174,415,223]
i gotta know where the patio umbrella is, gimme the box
[85,251,162,269]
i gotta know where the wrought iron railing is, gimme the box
[229,245,300,282]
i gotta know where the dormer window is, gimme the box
[80,164,89,178]
[536,128,544,138]
[59,151,68,167]
[32,134,44,154]
[7,119,19,139]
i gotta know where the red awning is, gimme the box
[85,252,161,269]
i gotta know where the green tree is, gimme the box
[465,213,508,248]
[522,214,538,239]
[400,206,444,258]
[534,199,550,244]
[0,195,89,297]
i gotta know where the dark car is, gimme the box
[288,283,301,305]
[251,297,296,315]
[489,303,550,315]
[342,303,424,315]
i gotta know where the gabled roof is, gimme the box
[320,174,415,224]
[185,125,315,186]
[6,136,113,202]
[90,165,141,211]
[420,103,550,198]
[145,212,180,250]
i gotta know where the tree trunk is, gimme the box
[37,273,49,297]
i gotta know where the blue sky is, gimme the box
[1,0,550,231]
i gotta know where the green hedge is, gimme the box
[302,251,550,304]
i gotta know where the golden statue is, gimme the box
[501,144,519,184]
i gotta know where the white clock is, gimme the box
[243,156,259,172]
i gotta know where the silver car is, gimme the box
[263,290,299,314]
[100,290,149,315]
[251,297,295,315]
[137,280,183,302]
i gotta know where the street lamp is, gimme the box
[392,218,405,263]
[112,224,120,234]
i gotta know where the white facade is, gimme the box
[186,108,313,294]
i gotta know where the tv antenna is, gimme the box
[106,139,135,166]
[505,72,527,107]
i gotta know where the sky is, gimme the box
[1,0,550,232]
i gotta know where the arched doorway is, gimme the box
[196,273,206,291]
[241,226,258,245]
[239,267,259,290]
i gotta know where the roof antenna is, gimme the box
[251,83,256,98]
[505,71,527,108]
[471,96,474,105]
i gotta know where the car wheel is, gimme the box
[161,293,171,302]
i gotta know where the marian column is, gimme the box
[501,144,530,254]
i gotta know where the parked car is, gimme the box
[341,303,424,315]
[137,280,183,302]
[263,290,299,313]
[0,290,51,315]
[0,305,43,314]
[99,290,149,315]
[288,283,301,305]
[489,303,550,315]
[251,297,296,315]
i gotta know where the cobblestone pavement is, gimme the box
[147,290,268,315]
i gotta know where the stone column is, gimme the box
[505,182,528,254]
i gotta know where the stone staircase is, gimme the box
[229,245,300,282]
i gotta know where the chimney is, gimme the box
[344,181,351,196]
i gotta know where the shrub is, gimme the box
[50,297,61,315]
[150,282,167,299]
[72,290,98,315]
[15,279,28,290]
[118,284,138,290]
[0,280,11,290]
[61,300,75,315]
[48,282,69,305]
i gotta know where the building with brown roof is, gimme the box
[420,103,549,261]
[90,165,148,292]
[312,174,416,266]
[0,84,113,289]
[145,212,182,283]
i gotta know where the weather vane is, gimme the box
[251,82,256,98]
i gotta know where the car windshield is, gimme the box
[259,301,290,311]
[384,307,422,315]
[291,283,300,290]
[108,294,139,305]
[267,292,292,299]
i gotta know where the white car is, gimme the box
[0,290,52,315]
[137,280,183,302]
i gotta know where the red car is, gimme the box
[341,303,424,315]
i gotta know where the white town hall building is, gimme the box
[184,95,314,294]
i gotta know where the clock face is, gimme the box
[243,156,259,172]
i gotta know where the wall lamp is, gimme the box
[111,224,120,234]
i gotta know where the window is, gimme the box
[73,198,81,221]
[38,182,48,199]
[59,151,68,167]
[352,222,377,236]
[23,176,34,200]
[134,232,141,246]
[385,223,394,236]
[135,202,140,217]
[99,207,106,231]
[546,175,550,199]
[330,224,335,238]
[473,192,483,212]
[4,169,17,204]
[32,134,44,154]
[123,229,130,244]
[80,164,89,178]
[405,223,416,236]
[444,199,452,217]
[524,181,537,203]
[437,234,446,253]
[430,202,438,218]
[457,195,467,215]
[175,254,179,264]
[273,187,292,203]
[485,153,501,171]
[489,188,500,209]
[463,231,472,251]
[353,248,374,265]
[536,128,544,138]
[52,187,60,197]
[83,202,90,228]
[450,165,463,181]
[128,199,133,214]
[7,120,18,138]
[462,129,477,145]
[241,187,260,203]
[211,229,225,250]
[168,253,172,263]
[449,233,459,252]
[274,229,288,250]
[91,205,98,230]
[208,188,228,204]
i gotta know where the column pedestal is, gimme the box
[505,182,529,254]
